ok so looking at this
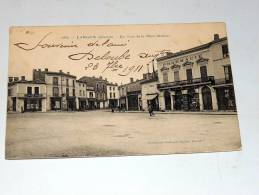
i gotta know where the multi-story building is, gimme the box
[7,76,47,112]
[118,84,128,110]
[156,34,236,111]
[106,82,119,108]
[86,86,96,109]
[75,80,87,111]
[141,72,159,111]
[33,69,77,111]
[79,76,107,109]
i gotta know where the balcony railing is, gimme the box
[157,76,215,89]
[24,93,44,98]
[214,78,233,85]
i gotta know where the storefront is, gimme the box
[24,98,43,112]
[127,92,139,111]
[78,98,87,111]
[216,86,236,110]
[108,99,118,108]
[50,97,61,110]
[86,98,95,110]
[66,97,76,111]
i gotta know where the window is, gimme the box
[66,88,69,96]
[113,87,115,91]
[110,87,112,90]
[79,90,82,96]
[27,86,32,95]
[186,69,193,82]
[222,44,229,58]
[53,87,59,96]
[163,72,168,83]
[224,65,232,82]
[53,77,58,85]
[83,91,85,97]
[73,89,75,96]
[79,83,81,87]
[66,79,69,86]
[113,93,115,98]
[89,92,93,98]
[174,71,180,82]
[110,92,112,98]
[96,83,99,89]
[72,80,75,87]
[200,66,208,82]
[35,87,39,95]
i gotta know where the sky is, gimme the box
[8,23,227,84]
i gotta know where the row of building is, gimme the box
[7,34,237,112]
[7,70,119,112]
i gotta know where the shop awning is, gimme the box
[146,93,158,100]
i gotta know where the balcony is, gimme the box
[24,93,44,98]
[157,76,215,89]
[214,78,233,85]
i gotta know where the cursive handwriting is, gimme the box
[14,32,78,51]
[68,49,131,61]
[138,49,170,59]
[87,39,128,47]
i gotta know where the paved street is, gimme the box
[5,110,241,159]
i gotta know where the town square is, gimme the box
[6,110,240,159]
[6,24,241,158]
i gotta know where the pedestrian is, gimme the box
[148,104,153,117]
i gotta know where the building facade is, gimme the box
[8,76,47,112]
[79,76,107,109]
[106,83,119,108]
[33,69,77,111]
[156,34,236,111]
[76,80,87,111]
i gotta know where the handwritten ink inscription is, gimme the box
[13,32,169,76]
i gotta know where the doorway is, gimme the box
[164,91,171,110]
[202,86,212,110]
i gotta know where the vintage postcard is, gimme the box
[6,23,241,159]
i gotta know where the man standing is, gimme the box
[148,104,153,117]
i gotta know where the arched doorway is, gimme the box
[164,91,171,110]
[202,86,212,110]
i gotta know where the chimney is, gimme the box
[21,76,25,81]
[67,72,70,75]
[8,77,13,83]
[105,78,107,81]
[143,74,147,79]
[38,69,41,72]
[130,78,134,83]
[14,77,19,81]
[214,34,220,41]
[45,68,48,72]
[99,76,102,79]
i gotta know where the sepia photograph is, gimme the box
[6,23,241,159]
